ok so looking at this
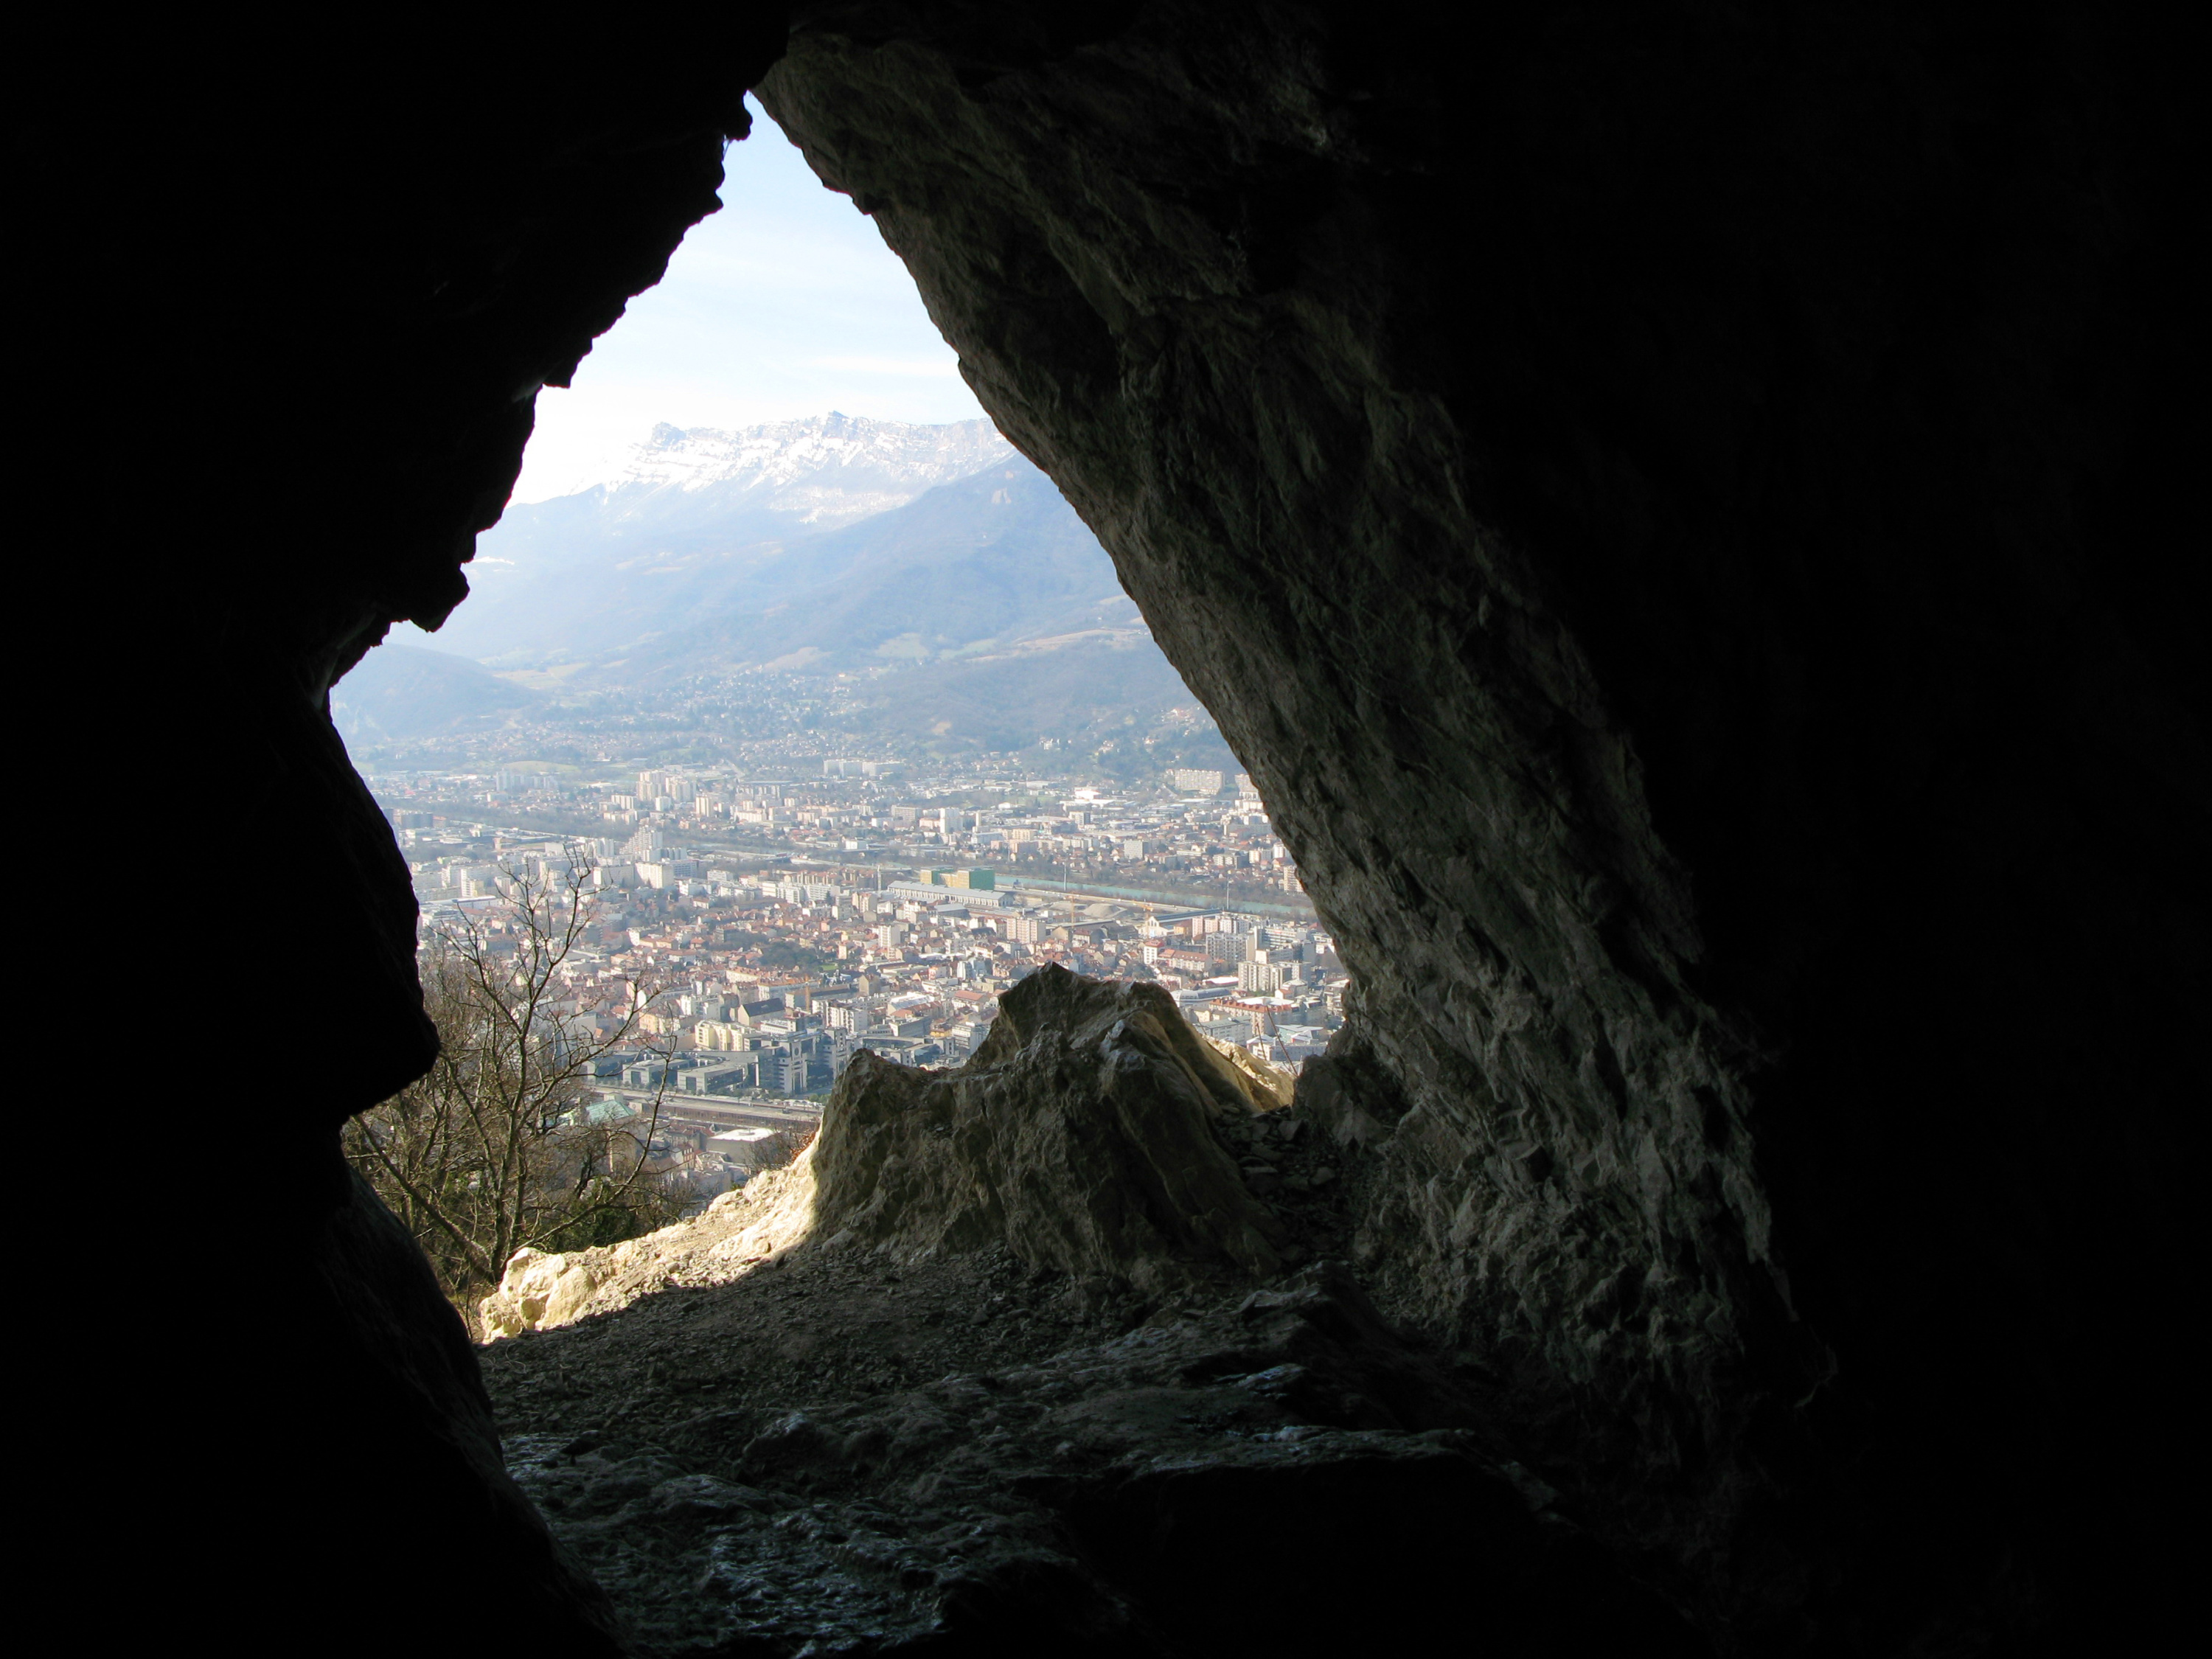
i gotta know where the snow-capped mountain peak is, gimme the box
[598,412,1017,529]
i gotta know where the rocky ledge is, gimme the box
[479,968,1706,1654]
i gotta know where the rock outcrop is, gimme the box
[813,970,1290,1288]
[482,967,1301,1338]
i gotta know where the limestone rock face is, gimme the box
[480,1154,823,1338]
[758,4,2197,1644]
[487,1250,1709,1657]
[815,967,1287,1289]
[481,965,1298,1340]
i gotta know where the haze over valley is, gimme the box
[338,414,1230,773]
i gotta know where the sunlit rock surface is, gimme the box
[484,966,1298,1339]
[479,1151,820,1340]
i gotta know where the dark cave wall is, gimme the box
[47,15,791,1650]
[758,2,2197,1644]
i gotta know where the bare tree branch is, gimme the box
[343,846,689,1313]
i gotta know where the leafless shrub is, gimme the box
[344,848,686,1310]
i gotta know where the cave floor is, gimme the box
[481,1178,1708,1656]
[482,1236,1167,1453]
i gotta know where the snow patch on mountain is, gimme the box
[589,411,1016,529]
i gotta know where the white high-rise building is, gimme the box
[1238,960,1284,994]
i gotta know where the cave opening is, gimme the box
[53,6,2192,1655]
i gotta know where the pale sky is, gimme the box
[509,95,988,504]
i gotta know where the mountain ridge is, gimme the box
[439,414,1019,664]
[609,412,1015,517]
[341,415,1234,769]
[599,460,1140,684]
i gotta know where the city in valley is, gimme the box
[335,412,1346,1215]
[371,757,1337,1203]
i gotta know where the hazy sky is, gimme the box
[510,96,988,504]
